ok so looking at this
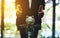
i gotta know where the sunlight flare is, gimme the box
[4,0,16,24]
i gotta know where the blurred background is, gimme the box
[0,0,60,38]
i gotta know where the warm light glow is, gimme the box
[3,0,23,24]
[4,0,16,24]
[0,0,1,2]
[0,0,1,24]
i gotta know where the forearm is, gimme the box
[38,0,45,18]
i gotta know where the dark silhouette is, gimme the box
[15,0,45,38]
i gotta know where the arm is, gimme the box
[38,0,45,18]
[38,0,45,10]
[15,0,23,17]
